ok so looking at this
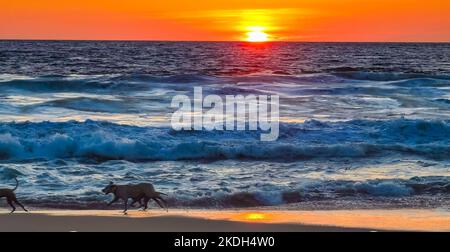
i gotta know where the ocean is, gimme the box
[0,41,449,209]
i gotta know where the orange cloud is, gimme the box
[1,0,449,41]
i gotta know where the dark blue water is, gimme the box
[0,41,449,209]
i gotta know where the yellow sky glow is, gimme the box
[1,0,449,41]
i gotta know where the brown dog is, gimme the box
[102,182,167,214]
[0,178,28,213]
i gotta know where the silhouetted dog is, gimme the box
[0,178,28,213]
[102,182,167,214]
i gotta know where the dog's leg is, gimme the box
[157,196,168,206]
[157,197,169,212]
[130,193,145,209]
[142,197,150,211]
[153,198,168,212]
[153,198,164,209]
[7,199,16,213]
[123,198,129,215]
[14,199,28,212]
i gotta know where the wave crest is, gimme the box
[0,119,448,162]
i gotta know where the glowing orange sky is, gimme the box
[1,0,449,42]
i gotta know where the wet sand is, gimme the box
[0,208,449,232]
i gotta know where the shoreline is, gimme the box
[1,208,449,232]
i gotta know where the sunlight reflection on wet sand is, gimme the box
[15,209,450,232]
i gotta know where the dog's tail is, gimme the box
[12,177,19,191]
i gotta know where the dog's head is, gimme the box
[102,182,117,195]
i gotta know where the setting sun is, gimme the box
[245,26,270,42]
[246,31,269,42]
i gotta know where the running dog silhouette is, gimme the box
[102,182,167,214]
[0,178,28,213]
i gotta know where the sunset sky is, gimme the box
[1,0,450,42]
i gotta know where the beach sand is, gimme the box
[0,208,449,232]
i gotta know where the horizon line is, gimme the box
[1,38,449,43]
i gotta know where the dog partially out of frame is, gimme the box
[0,178,28,213]
[102,181,168,214]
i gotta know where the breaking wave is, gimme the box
[0,119,448,162]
